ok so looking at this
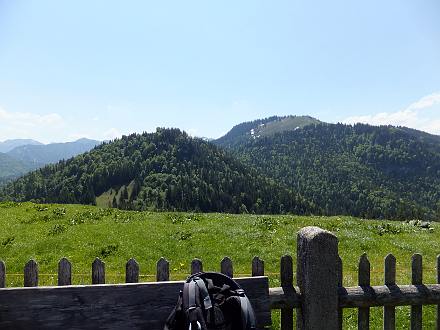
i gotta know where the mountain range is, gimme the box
[0,138,101,184]
[1,115,440,220]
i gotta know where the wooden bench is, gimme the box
[0,276,271,329]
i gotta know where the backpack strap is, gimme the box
[237,289,257,330]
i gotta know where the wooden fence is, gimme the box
[0,226,440,329]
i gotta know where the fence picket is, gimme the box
[0,260,5,288]
[337,256,343,330]
[157,258,169,281]
[221,257,233,278]
[252,256,264,276]
[384,254,396,330]
[92,258,105,284]
[411,254,422,330]
[126,258,139,283]
[24,259,38,287]
[280,255,293,330]
[191,258,203,275]
[358,253,370,330]
[438,255,440,330]
[58,257,71,286]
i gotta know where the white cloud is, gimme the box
[0,106,65,142]
[343,92,440,135]
[102,128,123,140]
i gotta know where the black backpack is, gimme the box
[164,272,257,330]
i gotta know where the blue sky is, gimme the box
[0,0,439,143]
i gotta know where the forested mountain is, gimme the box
[7,138,101,167]
[0,139,42,153]
[0,129,311,214]
[216,122,440,220]
[0,153,36,185]
[214,115,320,149]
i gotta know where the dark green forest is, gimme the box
[2,118,440,220]
[215,122,440,220]
[0,128,310,214]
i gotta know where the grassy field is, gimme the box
[0,201,439,329]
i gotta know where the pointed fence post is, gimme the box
[58,257,71,286]
[157,258,169,281]
[358,253,370,329]
[191,259,203,275]
[221,257,233,278]
[0,260,5,288]
[296,226,339,330]
[126,258,139,283]
[252,256,264,276]
[384,254,396,330]
[411,254,422,330]
[92,258,105,284]
[24,259,38,287]
[280,255,294,330]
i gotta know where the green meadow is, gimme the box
[0,201,439,329]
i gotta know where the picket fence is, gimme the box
[0,226,440,329]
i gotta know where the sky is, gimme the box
[0,0,440,143]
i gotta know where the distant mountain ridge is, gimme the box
[7,138,101,167]
[214,115,320,148]
[0,138,101,183]
[0,139,42,153]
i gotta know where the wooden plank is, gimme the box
[252,256,264,276]
[157,258,169,281]
[24,259,38,287]
[269,286,301,309]
[358,253,370,330]
[280,254,293,330]
[0,276,271,330]
[438,255,440,330]
[384,254,396,330]
[126,258,139,283]
[191,258,203,275]
[0,260,5,288]
[221,257,233,278]
[411,254,422,330]
[338,284,440,308]
[92,258,105,284]
[58,258,71,286]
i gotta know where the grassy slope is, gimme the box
[0,202,438,329]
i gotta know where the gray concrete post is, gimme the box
[297,226,339,330]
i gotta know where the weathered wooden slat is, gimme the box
[58,258,71,286]
[269,286,301,309]
[338,284,440,308]
[0,276,271,330]
[0,260,5,288]
[252,256,264,277]
[92,258,105,284]
[411,254,422,330]
[437,255,440,330]
[337,255,343,330]
[358,253,370,330]
[24,259,38,287]
[126,258,139,283]
[157,257,169,281]
[384,254,396,330]
[191,258,203,275]
[280,255,293,330]
[221,257,233,278]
